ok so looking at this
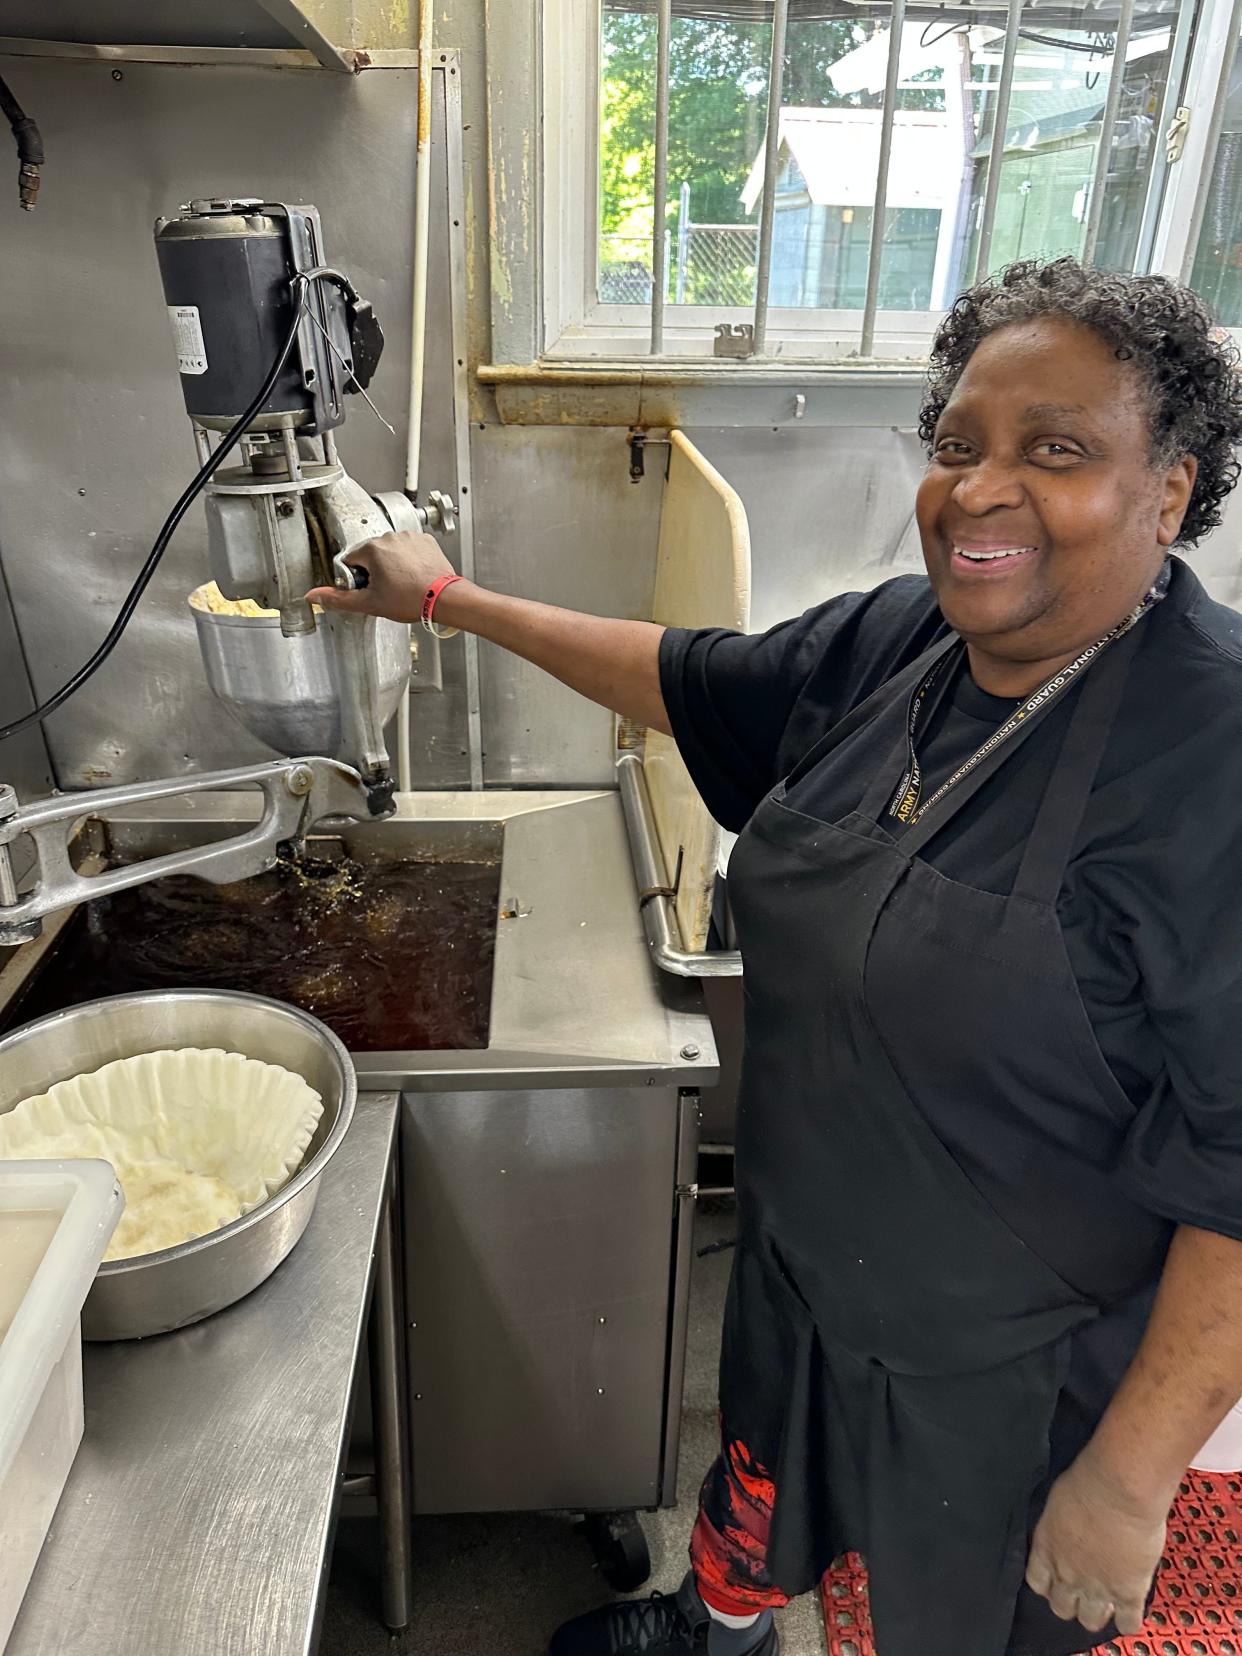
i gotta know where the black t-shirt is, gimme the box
[659,556,1242,1243]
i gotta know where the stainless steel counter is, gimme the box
[5,1090,402,1656]
[0,786,716,1552]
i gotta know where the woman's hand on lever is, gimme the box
[306,530,673,736]
[307,529,456,625]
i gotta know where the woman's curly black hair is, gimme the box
[919,257,1242,548]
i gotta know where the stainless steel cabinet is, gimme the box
[403,1084,699,1515]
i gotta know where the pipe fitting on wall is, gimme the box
[0,73,43,210]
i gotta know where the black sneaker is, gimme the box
[548,1573,779,1656]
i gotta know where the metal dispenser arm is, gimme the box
[0,758,373,946]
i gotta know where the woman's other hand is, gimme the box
[306,530,457,622]
[1025,1449,1167,1635]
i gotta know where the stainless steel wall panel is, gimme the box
[688,424,928,628]
[0,55,470,789]
[471,425,664,786]
[0,561,53,803]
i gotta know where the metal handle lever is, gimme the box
[332,485,459,590]
[333,549,370,591]
[0,758,375,946]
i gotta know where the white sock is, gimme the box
[705,1603,761,1630]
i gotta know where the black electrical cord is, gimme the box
[300,264,360,304]
[1018,25,1122,54]
[0,279,314,747]
[920,16,1157,56]
[920,18,968,48]
[0,70,43,210]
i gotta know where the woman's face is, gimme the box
[916,316,1196,683]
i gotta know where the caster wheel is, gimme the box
[584,1511,652,1591]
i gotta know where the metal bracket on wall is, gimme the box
[0,7,360,72]
[249,0,357,71]
[627,429,671,484]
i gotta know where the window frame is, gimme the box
[537,0,1242,364]
[1150,0,1242,312]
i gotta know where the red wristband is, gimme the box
[421,574,464,635]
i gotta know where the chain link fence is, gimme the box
[599,225,758,307]
[676,224,758,305]
[598,234,657,303]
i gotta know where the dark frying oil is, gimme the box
[7,856,501,1051]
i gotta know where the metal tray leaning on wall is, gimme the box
[619,431,749,980]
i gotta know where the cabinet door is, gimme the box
[403,1084,680,1514]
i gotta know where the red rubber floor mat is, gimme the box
[819,1475,1242,1656]
[822,1551,877,1656]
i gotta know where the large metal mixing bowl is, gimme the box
[190,591,410,760]
[0,990,356,1341]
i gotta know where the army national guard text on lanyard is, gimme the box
[889,561,1171,830]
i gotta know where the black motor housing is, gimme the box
[154,199,357,435]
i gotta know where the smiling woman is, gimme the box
[918,318,1188,691]
[922,260,1242,542]
[311,257,1242,1656]
[915,259,1241,691]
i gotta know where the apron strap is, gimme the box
[781,635,956,798]
[1011,620,1141,905]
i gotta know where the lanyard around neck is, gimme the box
[888,562,1171,831]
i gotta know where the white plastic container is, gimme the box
[0,1160,123,1652]
[1192,1400,1242,1473]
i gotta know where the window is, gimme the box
[1186,19,1242,324]
[539,0,1242,361]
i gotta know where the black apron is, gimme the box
[722,620,1172,1656]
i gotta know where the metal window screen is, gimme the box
[598,0,1194,356]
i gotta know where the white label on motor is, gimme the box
[167,304,209,375]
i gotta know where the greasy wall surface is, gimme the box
[0,561,52,804]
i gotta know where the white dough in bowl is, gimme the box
[0,1048,324,1261]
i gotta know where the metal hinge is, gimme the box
[676,1182,700,1201]
[1166,105,1191,164]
